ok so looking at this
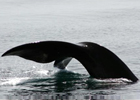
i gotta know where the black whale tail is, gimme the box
[1,41,138,82]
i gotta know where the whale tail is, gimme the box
[1,41,138,82]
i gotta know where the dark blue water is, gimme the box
[0,0,140,99]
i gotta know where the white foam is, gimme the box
[36,70,49,75]
[94,78,132,84]
[0,77,30,86]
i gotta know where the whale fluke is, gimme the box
[1,41,138,82]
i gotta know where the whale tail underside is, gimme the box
[1,41,138,82]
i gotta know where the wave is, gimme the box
[0,68,134,100]
[0,69,132,90]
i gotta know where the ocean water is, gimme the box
[0,0,140,99]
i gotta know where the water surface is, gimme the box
[0,0,140,99]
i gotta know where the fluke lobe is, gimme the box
[1,41,138,82]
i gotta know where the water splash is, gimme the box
[0,68,135,100]
[0,68,132,86]
[0,66,134,98]
[0,66,55,86]
[0,77,30,86]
